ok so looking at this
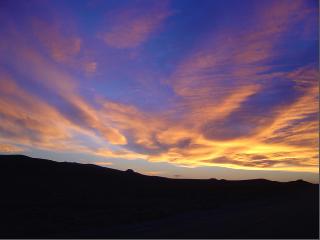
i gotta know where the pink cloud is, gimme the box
[32,18,81,63]
[101,1,172,48]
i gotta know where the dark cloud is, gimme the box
[202,116,259,141]
[250,155,268,160]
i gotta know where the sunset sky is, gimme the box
[0,0,318,182]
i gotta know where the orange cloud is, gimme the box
[95,148,147,160]
[0,67,125,152]
[1,25,127,146]
[0,75,74,151]
[0,144,23,153]
[94,161,113,166]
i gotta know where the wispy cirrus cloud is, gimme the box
[30,13,97,74]
[32,18,81,64]
[1,25,127,146]
[101,0,172,48]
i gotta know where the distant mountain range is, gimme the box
[0,154,318,238]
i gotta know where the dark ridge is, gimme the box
[0,154,318,238]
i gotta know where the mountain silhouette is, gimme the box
[0,154,318,238]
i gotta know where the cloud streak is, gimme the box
[101,0,172,48]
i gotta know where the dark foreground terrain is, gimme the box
[0,155,318,238]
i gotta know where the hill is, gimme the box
[0,154,318,238]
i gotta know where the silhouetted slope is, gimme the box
[0,155,318,238]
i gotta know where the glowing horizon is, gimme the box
[0,0,318,182]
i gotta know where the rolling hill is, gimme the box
[0,154,318,238]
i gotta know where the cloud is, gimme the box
[0,73,89,152]
[0,0,317,174]
[101,0,172,48]
[203,156,315,171]
[32,18,81,64]
[141,170,164,176]
[0,144,23,153]
[84,62,97,73]
[135,0,318,172]
[95,147,147,160]
[0,24,127,146]
[94,161,113,166]
[0,72,128,155]
[30,14,99,76]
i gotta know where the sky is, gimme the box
[0,0,319,183]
